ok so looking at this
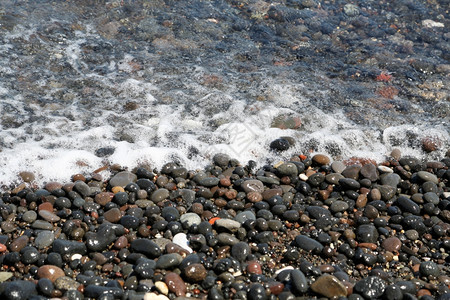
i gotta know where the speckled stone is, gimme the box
[165,272,186,296]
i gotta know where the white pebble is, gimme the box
[71,254,82,261]
[172,232,193,253]
[422,19,444,28]
[378,166,393,173]
[154,281,169,295]
[144,292,170,300]
[299,174,308,181]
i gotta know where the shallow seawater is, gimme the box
[0,0,448,185]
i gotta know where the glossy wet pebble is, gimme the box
[310,274,347,298]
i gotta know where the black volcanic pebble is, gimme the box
[269,138,291,151]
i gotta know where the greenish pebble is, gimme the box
[417,171,439,184]
[22,210,37,223]
[0,272,13,283]
[35,231,55,249]
[135,200,154,208]
[325,173,344,185]
[31,220,54,230]
[256,176,280,185]
[54,276,81,291]
[155,253,183,269]
[151,189,170,203]
[276,162,298,177]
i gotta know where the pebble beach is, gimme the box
[0,151,449,299]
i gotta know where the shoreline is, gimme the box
[0,150,449,299]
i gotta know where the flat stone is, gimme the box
[360,164,378,181]
[241,180,264,193]
[38,210,60,222]
[417,171,438,184]
[381,237,401,252]
[295,235,324,252]
[312,154,331,165]
[311,274,347,298]
[151,188,170,203]
[37,265,65,283]
[54,276,81,291]
[110,171,137,187]
[354,276,386,298]
[35,231,55,249]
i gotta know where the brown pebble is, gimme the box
[9,235,29,252]
[165,272,186,296]
[247,191,263,203]
[417,289,432,297]
[358,243,377,250]
[37,265,65,283]
[183,263,207,282]
[214,198,227,208]
[268,282,284,295]
[102,263,114,273]
[319,264,335,273]
[391,148,401,160]
[165,242,190,257]
[225,189,237,200]
[19,171,35,182]
[103,208,122,223]
[369,188,381,201]
[219,177,231,187]
[44,182,63,192]
[191,203,204,215]
[310,274,347,298]
[381,237,402,252]
[72,174,86,182]
[262,188,282,201]
[114,236,128,249]
[246,261,263,275]
[95,192,114,206]
[422,137,440,152]
[355,194,368,208]
[312,154,331,165]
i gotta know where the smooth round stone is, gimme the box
[217,233,240,246]
[73,181,92,197]
[405,230,419,240]
[172,233,193,253]
[341,165,361,179]
[378,166,393,173]
[419,261,440,277]
[277,162,298,176]
[37,278,54,297]
[154,281,169,295]
[52,239,87,256]
[231,242,251,261]
[120,215,140,229]
[270,138,291,151]
[155,253,183,269]
[234,211,256,224]
[339,178,360,190]
[312,154,331,166]
[248,283,267,300]
[151,189,170,203]
[19,171,35,182]
[84,285,123,298]
[104,208,122,223]
[331,161,346,173]
[356,224,379,243]
[380,173,401,187]
[135,259,156,279]
[198,177,220,187]
[54,276,81,291]
[360,164,378,181]
[109,171,137,187]
[38,210,60,222]
[180,213,201,228]
[213,153,231,167]
[354,276,386,298]
[9,235,29,252]
[85,226,116,251]
[95,192,114,206]
[241,180,264,193]
[247,260,262,274]
[215,218,241,231]
[397,196,421,215]
[307,173,325,186]
[325,173,345,185]
[423,192,439,205]
[130,239,161,258]
[417,171,438,184]
[381,237,401,252]
[295,235,324,252]
[306,206,331,219]
[144,293,169,300]
[376,185,396,200]
[3,280,37,300]
[22,210,37,223]
[32,220,54,230]
[291,269,308,293]
[330,200,349,213]
[22,247,40,264]
[384,285,403,300]
[182,263,207,282]
[311,274,347,298]
[165,272,186,297]
[37,265,65,283]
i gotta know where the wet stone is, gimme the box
[381,237,401,252]
[376,185,396,200]
[32,220,54,230]
[341,165,361,180]
[215,218,241,231]
[151,189,170,203]
[331,161,346,173]
[354,276,386,298]
[182,263,207,282]
[180,212,201,228]
[325,173,345,185]
[9,235,29,252]
[231,242,251,261]
[312,154,331,166]
[52,239,87,256]
[85,225,116,251]
[241,180,264,193]
[54,276,81,291]
[295,235,324,252]
[73,181,92,198]
[330,200,349,213]
[310,274,347,298]
[2,280,37,300]
[248,283,267,300]
[417,171,439,184]
[360,164,378,181]
[339,178,360,190]
[291,269,308,293]
[420,261,440,277]
[84,285,124,298]
[234,211,256,224]
[131,239,161,258]
[38,210,60,222]
[37,265,65,283]
[109,171,137,187]
[165,272,186,297]
[104,207,122,223]
[155,253,183,269]
[356,224,379,243]
[277,162,298,176]
[397,196,421,215]
[22,210,37,222]
[198,177,220,187]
